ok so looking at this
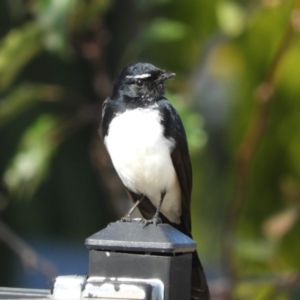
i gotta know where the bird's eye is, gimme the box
[136,79,143,87]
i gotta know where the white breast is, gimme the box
[104,108,182,224]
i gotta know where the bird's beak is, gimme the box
[158,71,176,82]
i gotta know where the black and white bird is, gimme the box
[100,62,210,300]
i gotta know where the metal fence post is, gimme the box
[85,222,196,300]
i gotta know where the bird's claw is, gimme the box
[119,216,131,222]
[142,217,162,227]
[119,217,144,223]
[118,216,162,226]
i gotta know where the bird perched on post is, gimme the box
[100,62,210,300]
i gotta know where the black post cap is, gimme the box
[85,221,196,253]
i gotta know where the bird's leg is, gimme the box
[152,191,165,223]
[143,191,166,226]
[121,195,145,222]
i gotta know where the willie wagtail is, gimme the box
[100,62,210,300]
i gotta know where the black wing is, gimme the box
[158,98,193,235]
[159,99,210,300]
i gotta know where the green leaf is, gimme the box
[142,18,191,43]
[217,1,246,37]
[0,84,63,127]
[235,278,290,300]
[0,22,43,91]
[235,238,276,262]
[31,0,79,53]
[4,115,60,200]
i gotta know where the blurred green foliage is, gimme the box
[0,0,300,298]
[4,114,60,199]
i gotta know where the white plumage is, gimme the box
[104,107,182,224]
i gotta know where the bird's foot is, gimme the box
[119,216,144,223]
[142,217,162,227]
[119,215,131,222]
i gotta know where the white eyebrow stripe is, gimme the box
[126,73,151,79]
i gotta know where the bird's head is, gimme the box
[112,62,175,101]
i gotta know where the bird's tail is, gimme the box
[158,213,210,299]
[191,251,210,300]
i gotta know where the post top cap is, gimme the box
[85,221,196,253]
